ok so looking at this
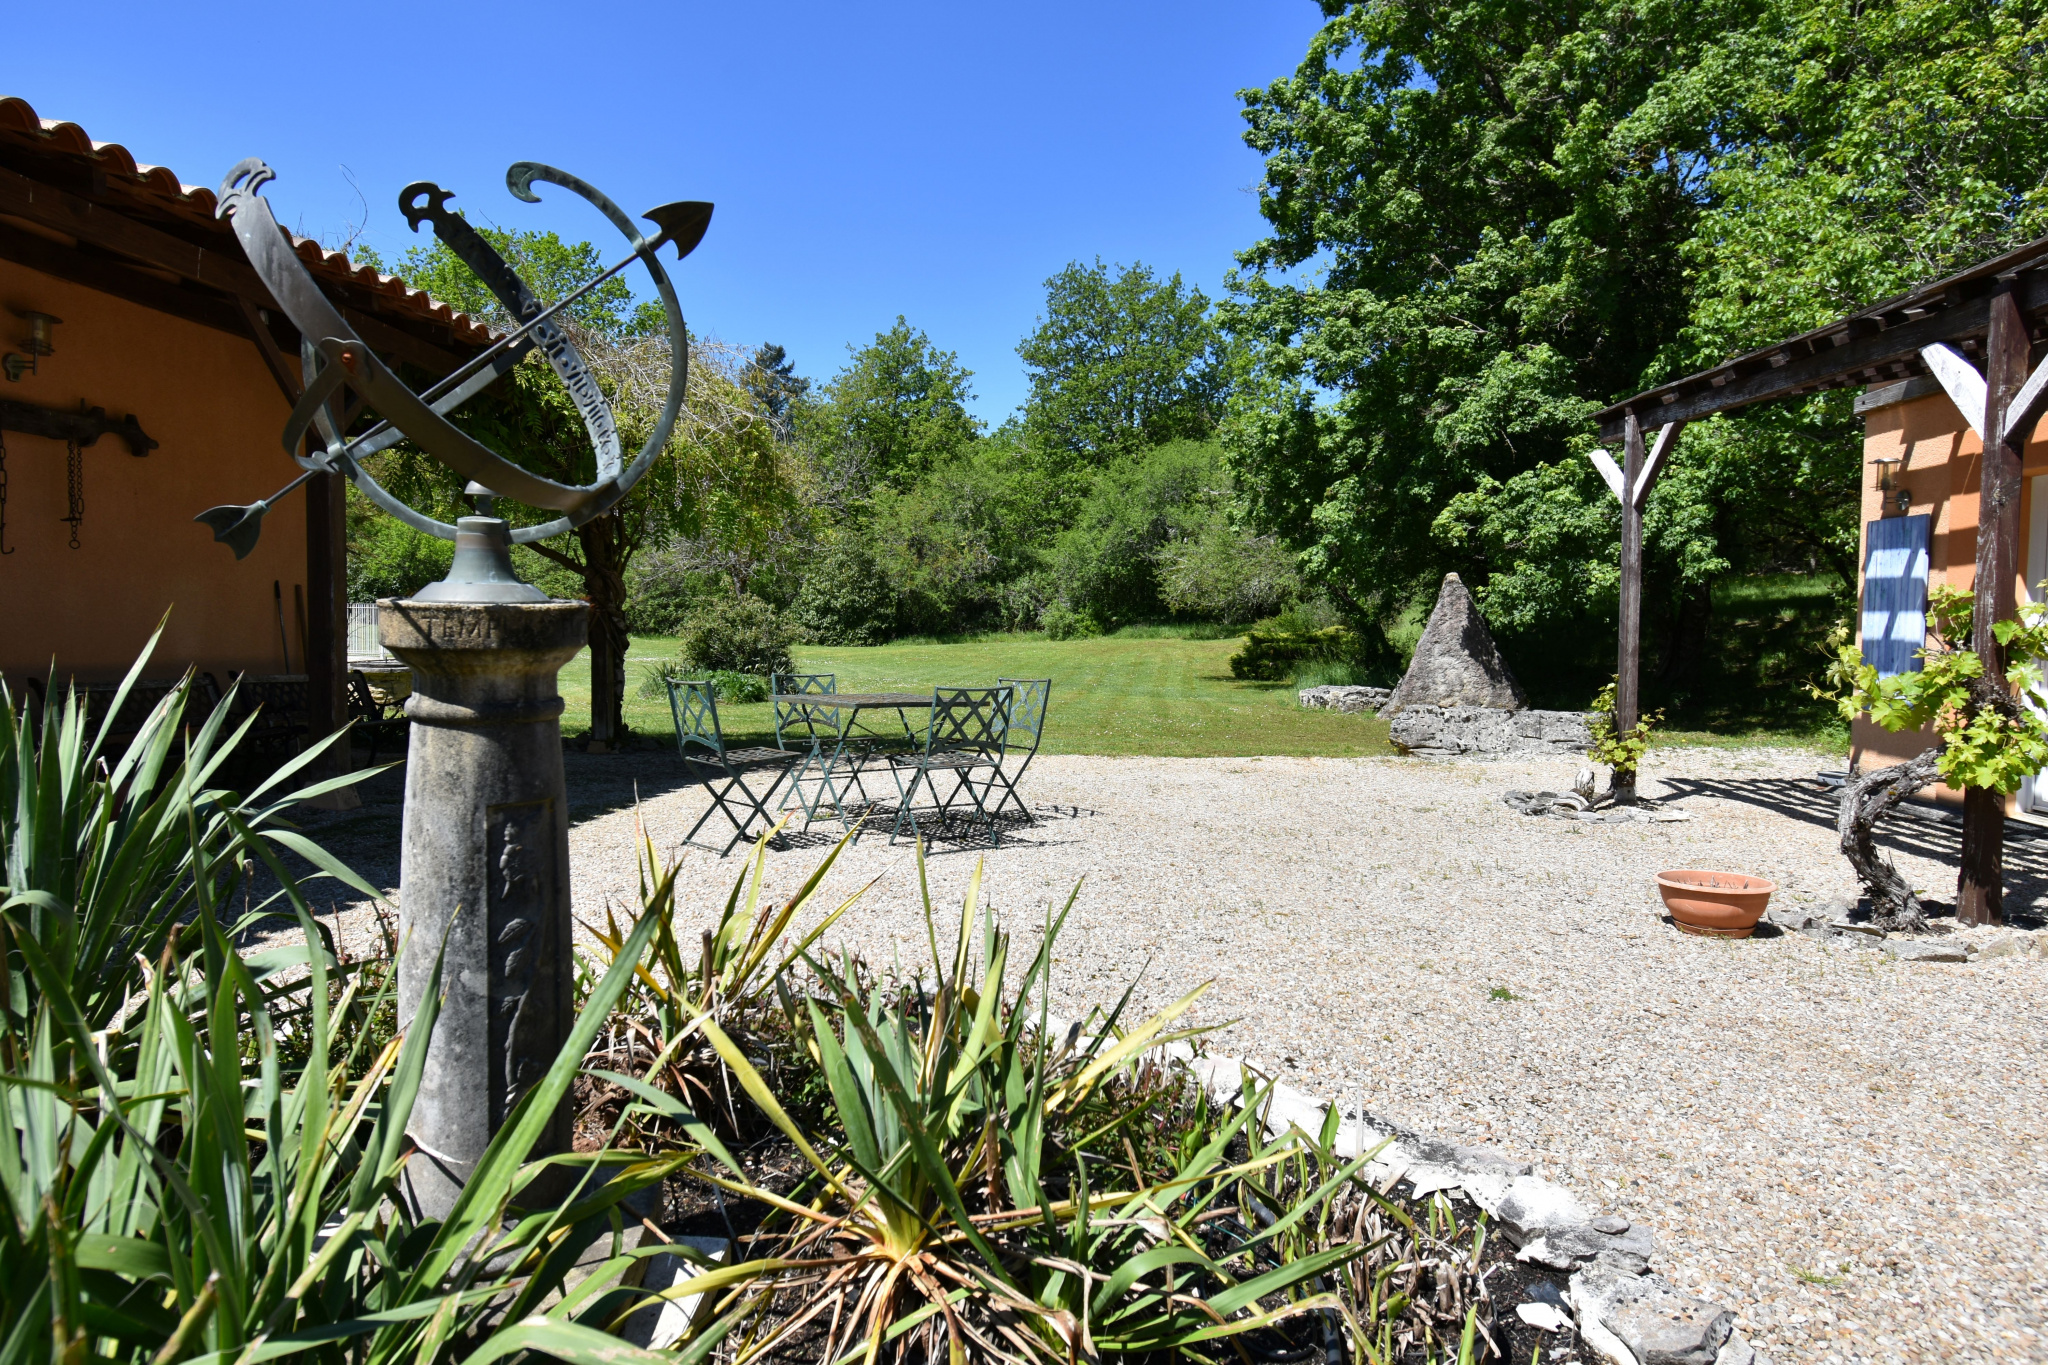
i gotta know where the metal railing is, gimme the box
[348,604,398,665]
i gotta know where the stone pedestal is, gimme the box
[378,598,588,1219]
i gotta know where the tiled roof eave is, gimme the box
[0,94,497,348]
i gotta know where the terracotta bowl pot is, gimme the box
[1655,870,1776,938]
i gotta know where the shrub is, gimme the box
[1229,623,1359,680]
[679,593,797,676]
[637,660,770,703]
[347,514,452,601]
[1039,600,1101,640]
[1294,658,1382,688]
[791,533,899,645]
[623,850,1381,1364]
[0,638,687,1364]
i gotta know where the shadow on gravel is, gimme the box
[1659,775,2048,921]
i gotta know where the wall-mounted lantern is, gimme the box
[2,309,61,382]
[1869,457,1912,515]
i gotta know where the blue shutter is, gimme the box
[1861,514,1931,678]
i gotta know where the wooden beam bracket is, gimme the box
[1918,342,1988,439]
[0,397,157,456]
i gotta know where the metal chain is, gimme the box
[62,437,82,550]
[0,428,11,555]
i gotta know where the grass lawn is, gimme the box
[556,631,1394,757]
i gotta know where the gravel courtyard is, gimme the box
[303,743,2048,1363]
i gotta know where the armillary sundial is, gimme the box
[200,158,711,601]
[204,155,713,1219]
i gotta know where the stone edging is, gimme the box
[1159,1045,1767,1364]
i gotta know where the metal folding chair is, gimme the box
[989,677,1051,823]
[772,672,845,821]
[885,686,1013,847]
[667,678,805,855]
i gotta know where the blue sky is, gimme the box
[9,2,1326,422]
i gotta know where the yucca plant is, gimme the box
[621,846,1385,1364]
[579,817,871,1151]
[0,627,375,1035]
[1225,1095,1499,1364]
[0,724,736,1363]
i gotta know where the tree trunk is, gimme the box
[1838,747,1940,932]
[577,520,631,752]
[1957,784,2006,926]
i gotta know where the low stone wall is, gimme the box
[1180,1060,1767,1365]
[1389,705,1592,757]
[1051,1014,1769,1365]
[1297,684,1391,713]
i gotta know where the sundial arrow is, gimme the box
[640,201,713,260]
[193,501,268,561]
[193,463,322,560]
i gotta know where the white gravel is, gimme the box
[301,744,2048,1363]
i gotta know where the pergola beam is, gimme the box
[1593,266,2048,442]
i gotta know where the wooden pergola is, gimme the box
[1588,234,2048,924]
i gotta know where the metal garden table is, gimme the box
[769,691,934,833]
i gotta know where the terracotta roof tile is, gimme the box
[0,94,496,346]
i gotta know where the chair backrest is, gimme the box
[347,669,377,719]
[996,678,1051,757]
[924,686,1011,758]
[666,678,727,760]
[771,672,838,746]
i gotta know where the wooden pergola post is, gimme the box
[1958,279,2031,925]
[1615,412,1647,804]
[1589,412,1682,805]
[306,467,350,793]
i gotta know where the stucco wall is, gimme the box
[1853,388,2048,807]
[0,257,305,688]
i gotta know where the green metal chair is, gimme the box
[667,678,805,855]
[988,677,1051,824]
[772,672,847,822]
[885,686,1013,847]
[771,672,838,746]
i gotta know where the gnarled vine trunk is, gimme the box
[1837,748,1940,932]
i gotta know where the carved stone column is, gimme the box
[379,597,588,1219]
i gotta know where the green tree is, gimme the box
[1047,440,1236,626]
[1020,259,1225,469]
[1221,0,1752,660]
[1227,0,2048,698]
[807,319,982,495]
[866,433,1064,633]
[744,343,810,440]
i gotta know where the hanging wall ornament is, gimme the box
[61,436,82,549]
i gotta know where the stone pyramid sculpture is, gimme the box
[1383,573,1528,714]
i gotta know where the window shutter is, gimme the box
[1860,514,1931,679]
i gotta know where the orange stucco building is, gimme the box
[0,96,488,742]
[1851,375,2048,812]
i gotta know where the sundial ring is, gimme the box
[213,160,699,545]
[400,182,622,481]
